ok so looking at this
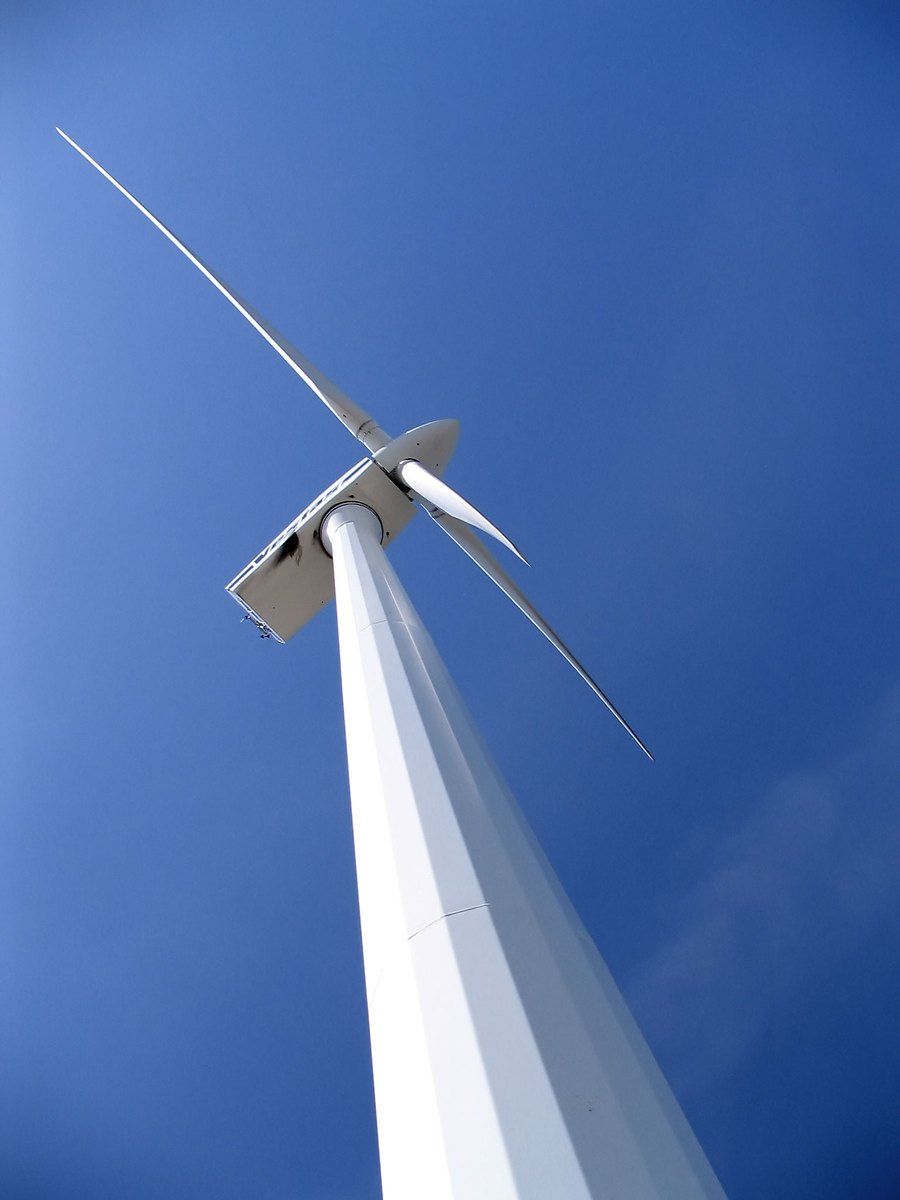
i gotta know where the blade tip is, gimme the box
[630,731,654,760]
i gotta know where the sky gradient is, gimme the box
[4,3,900,1197]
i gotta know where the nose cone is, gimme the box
[374,418,460,477]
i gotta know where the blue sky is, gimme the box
[4,2,900,1196]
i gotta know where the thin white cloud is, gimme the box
[628,684,900,1093]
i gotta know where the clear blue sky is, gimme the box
[4,3,900,1197]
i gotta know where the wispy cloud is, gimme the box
[628,685,900,1093]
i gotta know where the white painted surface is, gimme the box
[323,503,726,1200]
[226,421,461,640]
[395,457,526,561]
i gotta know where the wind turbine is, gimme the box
[58,129,726,1200]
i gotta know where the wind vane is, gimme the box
[59,128,725,1199]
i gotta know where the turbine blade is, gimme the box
[431,511,653,759]
[56,128,389,453]
[396,460,527,563]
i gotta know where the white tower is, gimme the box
[321,502,724,1198]
[59,128,727,1199]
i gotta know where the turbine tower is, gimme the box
[58,129,726,1200]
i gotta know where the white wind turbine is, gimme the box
[59,128,726,1200]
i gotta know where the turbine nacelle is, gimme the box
[226,420,461,642]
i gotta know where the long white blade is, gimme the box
[397,459,527,563]
[56,128,389,453]
[431,511,653,759]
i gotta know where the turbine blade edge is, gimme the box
[430,511,653,759]
[56,128,389,452]
[397,460,527,562]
